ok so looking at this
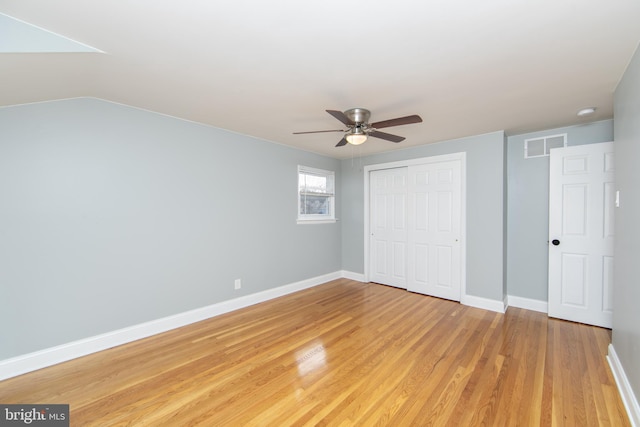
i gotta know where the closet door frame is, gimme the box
[363,152,467,299]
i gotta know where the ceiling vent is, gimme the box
[524,134,567,158]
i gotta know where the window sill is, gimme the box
[297,219,337,225]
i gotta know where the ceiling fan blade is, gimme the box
[293,129,344,134]
[369,130,405,143]
[326,110,354,126]
[370,114,422,129]
[335,137,348,147]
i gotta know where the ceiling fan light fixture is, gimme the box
[346,133,367,145]
[346,126,367,145]
[294,108,422,148]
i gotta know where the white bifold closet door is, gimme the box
[406,160,462,301]
[369,168,408,289]
[369,160,462,301]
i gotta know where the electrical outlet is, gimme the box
[234,279,241,290]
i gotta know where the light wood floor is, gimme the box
[0,279,630,426]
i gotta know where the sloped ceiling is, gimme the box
[1,1,639,158]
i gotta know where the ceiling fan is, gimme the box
[294,108,423,147]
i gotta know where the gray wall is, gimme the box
[341,131,506,302]
[613,44,640,406]
[0,98,341,360]
[506,120,614,301]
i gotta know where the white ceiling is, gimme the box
[1,1,639,159]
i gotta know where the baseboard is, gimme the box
[341,270,365,282]
[342,275,506,314]
[607,344,640,427]
[507,295,548,313]
[461,294,506,313]
[0,271,342,381]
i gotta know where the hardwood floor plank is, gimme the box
[0,280,630,426]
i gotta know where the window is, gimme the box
[298,166,335,223]
[524,134,567,158]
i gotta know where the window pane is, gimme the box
[300,195,330,215]
[299,173,328,194]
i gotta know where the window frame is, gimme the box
[297,165,336,224]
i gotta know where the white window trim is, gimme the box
[297,165,336,224]
[296,219,337,225]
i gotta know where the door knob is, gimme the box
[552,239,560,246]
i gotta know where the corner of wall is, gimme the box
[607,344,640,426]
[461,293,506,314]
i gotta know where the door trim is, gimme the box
[364,152,467,300]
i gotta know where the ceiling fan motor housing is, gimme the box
[345,108,371,124]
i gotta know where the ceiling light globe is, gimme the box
[346,134,367,145]
[577,107,596,117]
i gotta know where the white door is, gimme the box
[548,142,614,328]
[369,168,408,288]
[407,161,462,301]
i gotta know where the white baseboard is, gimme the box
[0,271,342,381]
[350,277,506,314]
[607,344,640,427]
[341,270,365,282]
[507,295,548,313]
[461,294,506,313]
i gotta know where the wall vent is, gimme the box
[524,134,567,158]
